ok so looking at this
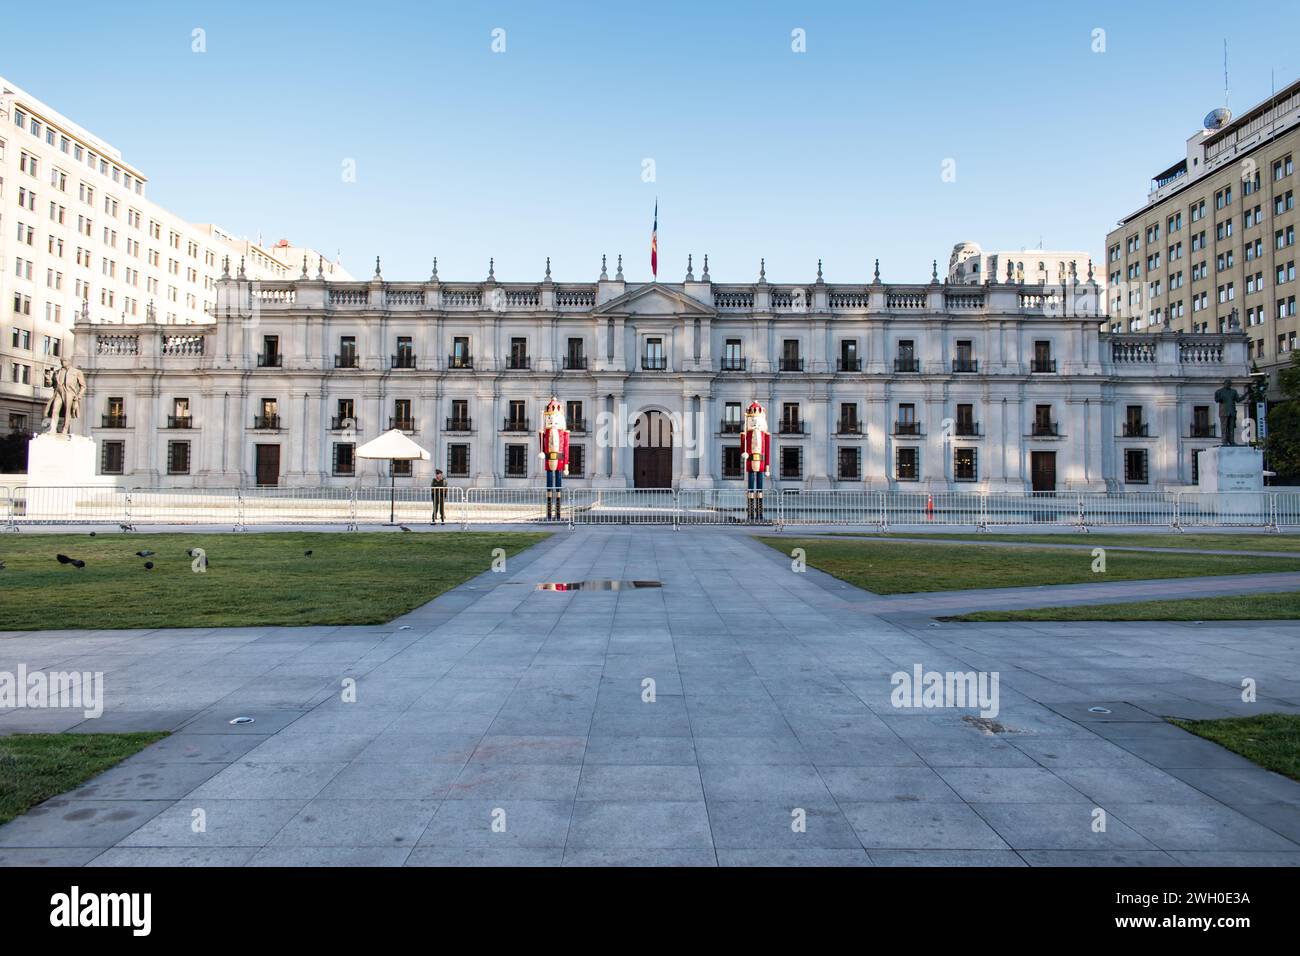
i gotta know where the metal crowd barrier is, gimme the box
[3,485,1299,531]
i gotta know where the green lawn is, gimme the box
[0,531,548,629]
[761,537,1300,595]
[0,732,167,826]
[944,591,1300,622]
[1168,715,1300,782]
[845,532,1300,553]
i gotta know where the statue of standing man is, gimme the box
[1213,379,1250,446]
[43,358,86,436]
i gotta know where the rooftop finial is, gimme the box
[238,256,246,279]
[488,257,495,280]
[932,259,938,283]
[759,258,766,282]
[430,257,438,281]
[317,255,324,280]
[873,258,880,283]
[374,256,382,277]
[685,253,694,281]
[1006,259,1014,282]
[615,254,624,281]
[1087,257,1094,282]
[600,254,608,280]
[817,258,823,281]
[545,256,552,279]
[221,255,230,279]
[301,254,308,279]
[702,254,710,281]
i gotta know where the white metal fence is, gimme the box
[2,485,1299,531]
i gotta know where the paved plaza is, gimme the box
[1,528,1299,866]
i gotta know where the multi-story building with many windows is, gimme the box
[73,260,1247,492]
[0,76,347,435]
[1105,77,1300,396]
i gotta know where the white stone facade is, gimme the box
[70,263,1250,494]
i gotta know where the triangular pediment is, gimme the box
[592,283,716,317]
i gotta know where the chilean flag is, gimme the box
[650,199,658,278]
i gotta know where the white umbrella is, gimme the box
[356,429,431,524]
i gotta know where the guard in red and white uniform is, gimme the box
[537,396,569,521]
[741,400,771,521]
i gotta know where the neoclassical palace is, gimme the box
[72,258,1248,492]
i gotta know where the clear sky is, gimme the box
[4,0,1297,283]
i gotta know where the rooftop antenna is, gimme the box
[1223,39,1229,109]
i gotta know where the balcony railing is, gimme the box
[1123,422,1149,437]
[569,419,588,433]
[779,421,805,435]
[253,415,280,430]
[894,357,920,373]
[334,353,359,369]
[330,416,357,430]
[836,421,862,435]
[445,417,472,432]
[502,418,531,432]
[390,418,416,432]
[779,357,805,372]
[721,420,742,434]
[837,358,862,372]
[1190,424,1217,438]
[563,355,587,370]
[506,356,531,370]
[954,422,981,437]
[256,353,282,368]
[1031,358,1058,373]
[166,415,192,429]
[952,359,979,373]
[642,356,667,371]
[894,422,921,436]
[447,354,474,369]
[720,358,747,372]
[1031,422,1060,437]
[101,415,128,428]
[391,353,417,369]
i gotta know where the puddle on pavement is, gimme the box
[536,580,662,592]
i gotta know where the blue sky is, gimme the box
[4,0,1297,283]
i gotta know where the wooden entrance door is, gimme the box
[1030,451,1056,492]
[632,411,673,488]
[255,444,280,486]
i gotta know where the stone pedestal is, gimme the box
[1196,445,1265,520]
[1197,445,1263,493]
[27,433,99,486]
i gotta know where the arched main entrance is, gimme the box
[633,410,673,488]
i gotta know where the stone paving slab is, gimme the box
[0,526,1298,866]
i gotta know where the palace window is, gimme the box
[101,440,124,475]
[722,446,742,478]
[505,444,528,477]
[332,442,355,476]
[780,445,802,480]
[643,337,666,370]
[448,443,470,477]
[568,444,585,478]
[837,447,860,480]
[1124,448,1149,484]
[165,441,190,475]
[954,448,977,482]
[896,447,918,481]
[392,459,412,477]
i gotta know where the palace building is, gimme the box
[71,255,1249,493]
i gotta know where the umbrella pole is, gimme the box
[390,463,396,525]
